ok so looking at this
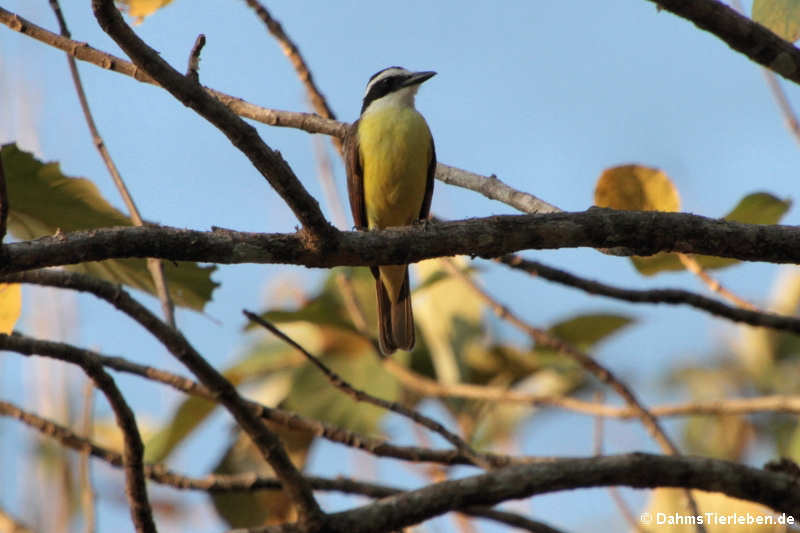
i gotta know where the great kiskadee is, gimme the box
[345,66,436,355]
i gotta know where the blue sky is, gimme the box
[1,0,798,531]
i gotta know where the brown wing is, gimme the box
[344,120,366,230]
[418,136,436,220]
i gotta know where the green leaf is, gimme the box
[1,143,218,310]
[632,192,791,276]
[753,0,800,42]
[547,313,634,349]
[254,290,357,333]
[283,343,399,435]
[725,191,792,224]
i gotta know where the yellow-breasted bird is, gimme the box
[345,66,436,355]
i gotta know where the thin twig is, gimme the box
[312,135,348,229]
[435,165,560,214]
[47,0,176,327]
[78,381,96,533]
[497,254,800,331]
[730,0,800,146]
[244,311,494,470]
[440,258,706,532]
[676,253,758,311]
[761,69,800,145]
[186,34,205,82]
[241,0,343,154]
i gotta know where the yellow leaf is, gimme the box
[0,283,21,334]
[594,164,680,212]
[116,0,174,23]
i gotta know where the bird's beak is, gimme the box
[403,71,437,87]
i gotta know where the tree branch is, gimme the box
[497,254,800,334]
[241,0,343,154]
[3,210,799,276]
[648,0,800,86]
[250,453,800,533]
[88,0,333,241]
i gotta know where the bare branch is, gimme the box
[242,0,343,154]
[0,335,157,533]
[250,453,800,533]
[677,253,758,310]
[647,0,800,87]
[186,34,206,82]
[3,211,800,276]
[89,0,333,241]
[435,165,560,214]
[497,255,800,333]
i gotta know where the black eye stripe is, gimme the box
[360,76,407,114]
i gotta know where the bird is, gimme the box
[344,66,437,355]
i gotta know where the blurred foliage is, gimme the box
[668,270,800,464]
[753,0,800,42]
[138,260,634,526]
[211,425,313,528]
[0,144,218,310]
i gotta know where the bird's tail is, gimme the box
[375,267,414,356]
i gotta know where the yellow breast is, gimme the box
[358,107,432,230]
